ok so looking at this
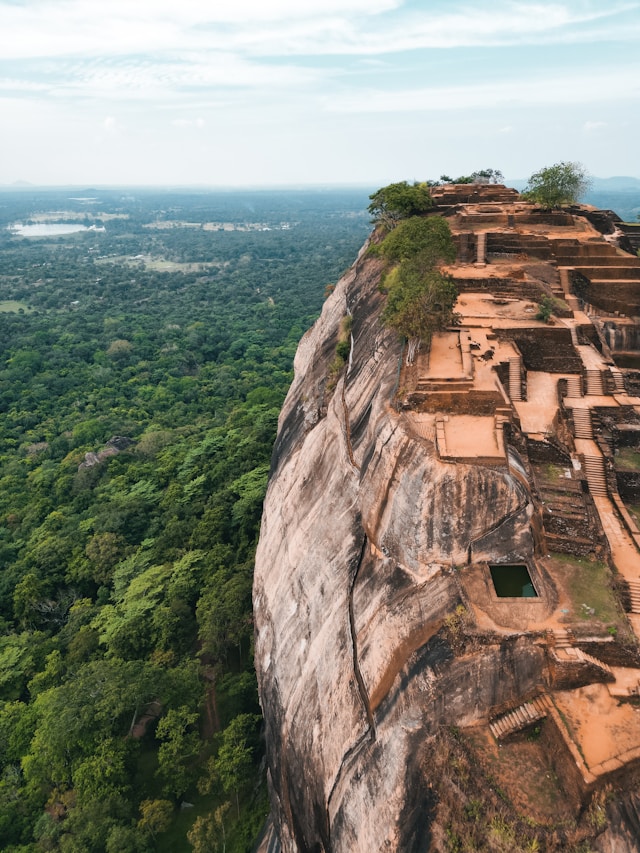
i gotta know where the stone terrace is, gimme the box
[398,184,640,809]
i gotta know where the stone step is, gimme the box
[566,376,582,398]
[553,629,573,648]
[574,648,614,676]
[567,325,579,346]
[610,367,626,393]
[624,580,640,613]
[583,455,608,496]
[508,356,522,401]
[585,370,605,396]
[572,409,593,439]
[559,268,571,296]
[489,698,548,741]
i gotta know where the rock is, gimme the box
[77,436,134,469]
[254,194,640,851]
[254,246,543,851]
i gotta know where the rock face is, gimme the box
[254,250,542,850]
[254,188,640,851]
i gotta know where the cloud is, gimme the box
[0,0,638,62]
[102,116,119,134]
[583,120,607,133]
[0,0,397,60]
[171,117,206,128]
[0,52,324,105]
[1,1,638,110]
[325,66,640,113]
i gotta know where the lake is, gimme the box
[8,223,105,236]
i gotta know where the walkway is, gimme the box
[513,372,571,437]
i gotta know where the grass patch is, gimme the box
[96,255,222,273]
[615,447,640,471]
[0,300,32,313]
[627,503,640,527]
[540,463,568,483]
[549,552,620,625]
[465,728,571,825]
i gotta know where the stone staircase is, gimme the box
[626,579,640,614]
[572,408,593,440]
[489,696,548,741]
[582,454,608,496]
[573,648,614,677]
[610,367,626,394]
[549,631,615,680]
[475,231,486,266]
[566,376,582,398]
[585,369,605,396]
[566,324,579,347]
[508,355,522,401]
[553,628,573,648]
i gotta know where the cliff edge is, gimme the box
[254,185,640,852]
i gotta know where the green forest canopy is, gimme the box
[0,188,370,853]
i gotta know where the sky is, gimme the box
[0,0,638,187]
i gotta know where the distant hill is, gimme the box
[590,176,640,191]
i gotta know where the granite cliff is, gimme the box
[254,185,640,851]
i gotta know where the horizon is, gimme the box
[1,174,640,192]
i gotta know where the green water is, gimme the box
[490,564,538,598]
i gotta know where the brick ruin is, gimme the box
[399,183,640,814]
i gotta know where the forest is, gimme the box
[0,187,371,852]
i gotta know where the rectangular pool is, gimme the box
[490,563,538,598]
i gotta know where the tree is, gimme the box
[155,707,201,798]
[200,713,260,817]
[138,798,173,840]
[197,565,253,662]
[382,264,458,363]
[522,161,590,208]
[378,214,458,364]
[367,181,433,229]
[439,168,503,185]
[378,216,457,266]
[187,803,230,853]
[469,168,503,184]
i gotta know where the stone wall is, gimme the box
[497,328,583,373]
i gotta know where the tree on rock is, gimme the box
[368,181,433,229]
[382,264,458,364]
[378,214,458,364]
[522,161,590,208]
[378,216,457,267]
[439,168,504,185]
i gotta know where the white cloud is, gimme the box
[583,120,607,133]
[1,53,324,105]
[0,0,638,61]
[0,0,397,60]
[326,66,640,113]
[102,116,119,134]
[1,0,639,184]
[171,117,206,128]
